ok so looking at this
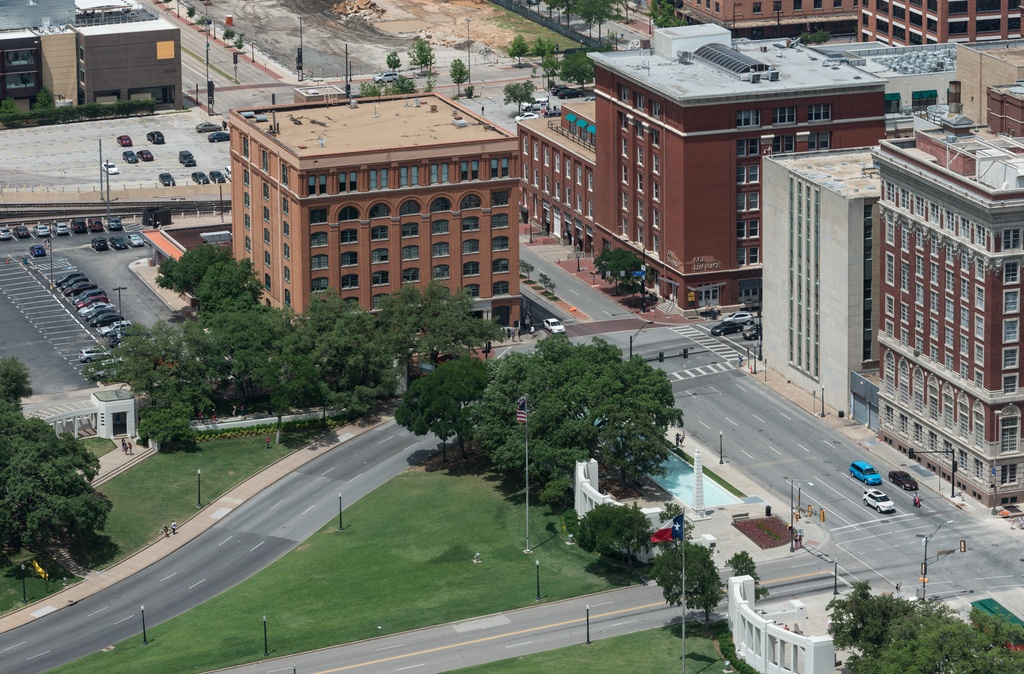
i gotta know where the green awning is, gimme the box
[586,123,596,133]
[575,118,587,127]
[912,90,937,99]
[564,113,578,122]
[884,93,901,102]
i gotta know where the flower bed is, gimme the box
[732,516,790,549]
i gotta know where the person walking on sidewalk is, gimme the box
[171,521,178,535]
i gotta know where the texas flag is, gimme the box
[651,514,685,543]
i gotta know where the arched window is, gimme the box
[460,194,482,210]
[371,248,389,263]
[492,236,510,251]
[432,264,451,279]
[913,368,924,412]
[400,200,421,216]
[492,281,510,295]
[463,261,480,276]
[264,274,271,291]
[341,274,359,289]
[311,277,329,291]
[310,232,328,247]
[402,245,419,260]
[430,197,451,212]
[463,239,480,254]
[403,268,420,283]
[340,228,358,243]
[465,284,480,297]
[311,254,329,270]
[339,205,359,221]
[462,217,480,232]
[927,376,938,422]
[958,395,970,439]
[341,251,358,266]
[974,402,986,447]
[898,360,909,404]
[284,289,291,306]
[942,386,954,430]
[370,225,388,241]
[432,220,450,235]
[883,352,895,397]
[492,258,509,273]
[369,202,391,219]
[999,405,1020,454]
[401,222,419,237]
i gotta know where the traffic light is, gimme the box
[908,447,915,459]
[296,47,303,71]
[960,540,967,553]
[683,348,689,358]
[820,507,826,522]
[484,340,492,354]
[233,51,239,64]
[658,352,664,363]
[207,80,215,106]
[921,562,927,576]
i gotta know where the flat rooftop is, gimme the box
[769,149,880,198]
[234,95,514,159]
[959,39,1024,66]
[590,25,885,105]
[518,101,596,163]
[74,16,175,34]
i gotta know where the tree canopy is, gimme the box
[576,502,651,571]
[595,247,644,295]
[0,356,32,404]
[503,81,537,108]
[396,357,487,457]
[449,59,469,96]
[156,244,261,313]
[507,35,530,67]
[560,51,595,88]
[726,550,768,599]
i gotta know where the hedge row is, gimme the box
[195,414,354,442]
[0,99,156,129]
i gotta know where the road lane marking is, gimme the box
[250,542,264,553]
[25,650,50,661]
[698,420,710,430]
[736,384,747,392]
[724,417,737,427]
[319,601,667,672]
[751,414,765,423]
[375,644,406,651]
[396,665,425,671]
[321,466,336,476]
[301,504,317,515]
[796,443,810,453]
[218,536,233,546]
[780,413,792,420]
[113,615,133,625]
[979,575,1014,580]
[763,570,833,585]
[708,386,721,394]
[86,607,108,617]
[376,435,395,445]
[610,620,637,627]
[768,446,782,455]
[590,601,614,607]
[270,499,285,510]
[742,450,754,460]
[403,443,418,451]
[188,579,206,590]
[159,572,177,582]
[504,641,533,649]
[2,642,25,652]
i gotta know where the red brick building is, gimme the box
[579,25,885,310]
[875,120,1024,508]
[228,94,521,325]
[858,0,1021,45]
[674,0,857,40]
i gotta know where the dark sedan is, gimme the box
[137,149,154,161]
[557,88,583,99]
[888,470,919,491]
[56,272,87,288]
[208,170,227,183]
[710,321,744,336]
[90,312,123,328]
[146,131,165,144]
[122,150,139,164]
[159,173,175,187]
[109,236,128,250]
[107,216,123,231]
[63,281,98,296]
[70,219,87,234]
[207,131,230,143]
[191,172,210,185]
[29,244,46,257]
[91,237,109,251]
[13,225,30,238]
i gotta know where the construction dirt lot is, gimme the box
[210,0,542,78]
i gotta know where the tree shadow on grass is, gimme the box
[658,622,723,674]
[68,531,120,569]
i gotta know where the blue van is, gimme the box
[850,461,882,485]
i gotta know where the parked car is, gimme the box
[515,112,540,122]
[742,324,761,341]
[722,311,756,325]
[208,170,227,183]
[195,121,221,133]
[109,236,129,250]
[101,161,119,174]
[75,294,108,309]
[137,149,154,162]
[56,272,87,288]
[373,71,399,83]
[178,151,196,167]
[207,131,230,143]
[542,318,566,334]
[116,135,133,147]
[550,84,572,95]
[88,218,104,232]
[54,222,70,236]
[0,227,12,240]
[85,311,119,327]
[13,225,30,238]
[90,237,109,251]
[850,460,883,486]
[159,173,176,187]
[73,289,107,303]
[91,312,124,328]
[146,130,165,144]
[34,223,50,237]
[191,171,210,185]
[557,88,583,99]
[29,244,46,257]
[122,150,139,164]
[223,166,231,180]
[106,334,123,348]
[63,281,97,296]
[107,216,123,231]
[710,321,743,336]
[70,218,87,234]
[863,489,896,513]
[100,320,132,336]
[78,346,108,363]
[888,470,919,491]
[78,299,112,314]
[127,233,146,248]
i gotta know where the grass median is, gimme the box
[55,465,637,674]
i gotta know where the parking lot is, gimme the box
[0,108,232,190]
[0,227,180,395]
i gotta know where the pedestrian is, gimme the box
[127,441,133,455]
[737,355,743,368]
[481,105,485,115]
[121,438,128,454]
[675,432,681,447]
[162,525,170,538]
[265,435,271,449]
[212,411,217,423]
[240,404,246,416]
[171,521,177,535]
[232,404,237,417]
[517,328,522,340]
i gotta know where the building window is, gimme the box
[402,223,419,237]
[808,103,832,121]
[371,248,389,264]
[244,235,251,252]
[772,135,795,154]
[1001,411,1019,453]
[1005,319,1020,343]
[310,232,328,247]
[465,284,481,297]
[1006,262,1020,284]
[263,228,271,244]
[430,197,452,212]
[491,191,510,206]
[402,245,420,260]
[807,132,831,150]
[400,200,421,216]
[461,194,482,210]
[492,236,510,251]
[283,243,290,260]
[493,258,510,273]
[341,251,358,266]
[432,242,450,258]
[462,217,480,232]
[340,228,358,244]
[372,271,390,286]
[492,214,509,229]
[736,109,761,127]
[493,281,510,295]
[432,264,450,279]
[432,220,450,235]
[370,225,389,241]
[339,206,359,221]
[463,239,480,254]
[369,203,391,219]
[312,277,330,291]
[403,268,420,283]
[311,254,329,270]
[772,106,796,125]
[463,261,480,276]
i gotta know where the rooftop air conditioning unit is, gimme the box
[676,50,692,64]
[750,72,762,83]
[767,70,780,81]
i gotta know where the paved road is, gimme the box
[0,422,436,674]
[520,245,634,324]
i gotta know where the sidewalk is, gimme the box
[0,416,390,634]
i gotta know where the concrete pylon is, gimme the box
[691,448,710,520]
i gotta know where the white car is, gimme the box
[79,302,114,316]
[515,112,540,123]
[0,227,11,240]
[99,320,132,336]
[722,311,755,325]
[34,223,51,237]
[373,71,399,83]
[542,318,565,334]
[102,161,119,175]
[127,233,146,248]
[223,165,231,180]
[863,489,896,513]
[78,346,108,363]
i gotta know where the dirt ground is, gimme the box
[209,0,523,77]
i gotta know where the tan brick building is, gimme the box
[228,94,521,325]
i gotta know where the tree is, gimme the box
[386,50,402,71]
[826,581,921,664]
[449,59,469,96]
[0,357,31,404]
[233,34,245,51]
[136,398,197,448]
[575,503,651,571]
[520,260,535,280]
[32,86,54,111]
[503,81,537,109]
[560,51,595,88]
[800,30,832,44]
[0,97,19,117]
[222,27,235,41]
[360,81,382,98]
[396,357,487,458]
[391,76,418,95]
[532,37,558,58]
[508,34,530,68]
[685,543,724,629]
[156,244,233,299]
[541,55,561,90]
[0,400,110,553]
[613,0,633,23]
[577,0,619,40]
[651,0,686,27]
[594,247,643,295]
[408,37,434,75]
[725,550,768,599]
[547,0,582,26]
[186,4,196,19]
[195,257,263,314]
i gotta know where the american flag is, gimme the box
[516,397,528,424]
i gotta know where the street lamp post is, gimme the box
[113,286,126,321]
[338,492,343,531]
[263,615,269,656]
[785,477,814,552]
[141,605,148,645]
[196,468,202,508]
[205,33,212,116]
[719,430,724,465]
[585,604,591,644]
[21,563,26,603]
[535,559,540,601]
[576,249,582,272]
[833,558,839,595]
[628,320,655,359]
[466,19,472,87]
[921,520,954,600]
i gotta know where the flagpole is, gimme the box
[524,393,531,554]
[681,509,686,674]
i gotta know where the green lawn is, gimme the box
[452,623,725,673]
[81,436,117,460]
[54,467,637,674]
